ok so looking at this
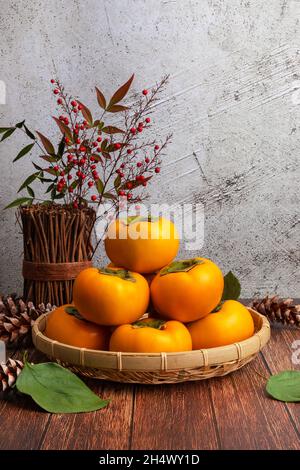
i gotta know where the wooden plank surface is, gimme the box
[1,312,300,450]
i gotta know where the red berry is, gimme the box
[97,147,101,152]
[67,154,73,162]
[137,162,142,168]
[91,164,96,170]
[75,123,79,129]
[154,145,159,150]
[65,137,70,144]
[142,89,148,95]
[67,174,72,180]
[80,158,86,165]
[127,192,132,200]
[88,181,94,188]
[83,120,87,125]
[50,79,55,84]
[130,127,136,134]
[81,174,86,179]
[145,157,150,163]
[97,137,102,142]
[73,108,78,113]
[54,165,59,171]
[78,104,83,110]
[127,149,132,155]
[71,100,77,107]
[76,170,81,177]
[79,146,86,153]
[76,138,81,144]
[145,117,151,123]
[92,142,98,147]
[120,172,124,178]
[120,163,125,169]
[142,181,147,187]
[59,115,64,121]
[74,129,79,135]
[137,127,143,133]
[114,143,121,150]
[64,117,69,125]
[135,205,141,210]
[126,182,133,189]
[57,98,63,105]
[119,190,126,196]
[155,167,160,173]
[53,89,59,95]
[68,187,73,193]
[60,170,65,176]
[80,125,85,130]
[57,186,62,192]
[73,202,78,209]
[91,195,97,202]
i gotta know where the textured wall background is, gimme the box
[0,0,299,297]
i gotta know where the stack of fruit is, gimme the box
[45,217,255,353]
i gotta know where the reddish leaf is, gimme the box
[77,101,93,126]
[45,167,59,176]
[90,154,102,162]
[106,104,129,113]
[95,87,106,110]
[40,155,57,163]
[102,126,125,135]
[108,74,134,107]
[52,117,72,141]
[101,139,108,151]
[36,131,55,155]
[93,120,104,129]
[120,175,152,190]
[102,152,111,160]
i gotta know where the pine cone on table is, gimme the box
[0,358,24,393]
[0,294,55,347]
[250,296,300,328]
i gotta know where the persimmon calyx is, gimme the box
[160,258,204,276]
[98,267,136,282]
[132,319,166,330]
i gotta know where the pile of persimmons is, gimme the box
[45,217,255,353]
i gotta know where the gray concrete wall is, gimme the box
[0,0,299,297]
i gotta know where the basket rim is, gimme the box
[32,308,271,372]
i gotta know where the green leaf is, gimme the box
[99,267,136,282]
[95,87,107,110]
[16,362,109,414]
[103,192,117,200]
[65,306,86,321]
[102,126,125,135]
[0,127,13,134]
[45,183,55,193]
[1,128,16,142]
[160,258,204,276]
[77,101,93,126]
[222,271,241,301]
[24,125,35,140]
[36,131,55,155]
[4,197,33,209]
[32,162,44,171]
[13,143,35,162]
[40,155,58,163]
[27,186,35,198]
[18,172,40,193]
[266,371,300,402]
[57,136,65,158]
[108,74,134,108]
[96,179,104,194]
[15,120,25,128]
[52,117,72,141]
[114,175,121,190]
[106,104,129,113]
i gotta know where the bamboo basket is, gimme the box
[32,308,270,384]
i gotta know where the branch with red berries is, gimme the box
[1,74,171,212]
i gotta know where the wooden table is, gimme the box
[1,312,300,450]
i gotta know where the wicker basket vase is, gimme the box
[20,205,96,306]
[33,308,270,384]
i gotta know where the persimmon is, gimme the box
[44,304,110,349]
[109,317,192,353]
[73,267,149,326]
[104,216,179,273]
[188,300,255,349]
[150,257,224,322]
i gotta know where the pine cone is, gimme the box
[0,294,55,347]
[0,358,24,393]
[250,296,300,328]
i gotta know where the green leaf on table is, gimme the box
[222,271,241,301]
[106,104,129,113]
[96,179,104,194]
[95,87,106,110]
[13,143,35,162]
[102,126,125,135]
[1,128,16,142]
[77,101,93,126]
[27,186,35,198]
[24,125,35,140]
[4,197,33,209]
[108,74,134,108]
[18,172,40,193]
[16,361,109,414]
[266,371,300,402]
[36,131,55,155]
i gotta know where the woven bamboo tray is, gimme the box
[32,308,270,384]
